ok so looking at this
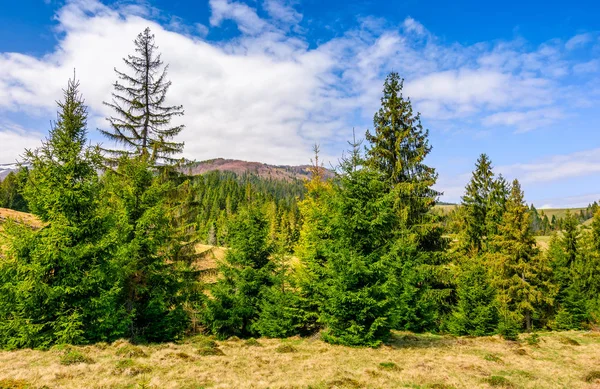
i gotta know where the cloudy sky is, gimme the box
[1,0,599,207]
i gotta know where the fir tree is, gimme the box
[490,180,555,332]
[447,256,498,336]
[318,141,400,346]
[202,207,275,338]
[101,27,184,164]
[0,76,126,348]
[365,72,439,227]
[461,154,494,253]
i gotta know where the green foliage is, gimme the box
[490,180,556,332]
[0,77,127,349]
[60,349,94,365]
[447,257,498,336]
[104,157,193,342]
[202,207,275,338]
[0,169,29,212]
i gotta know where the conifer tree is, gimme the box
[490,180,555,332]
[202,207,275,338]
[461,154,494,253]
[318,141,400,346]
[101,27,184,164]
[365,72,439,227]
[0,76,126,348]
[485,175,509,246]
[447,256,498,336]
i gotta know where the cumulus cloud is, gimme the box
[0,0,599,169]
[498,148,600,184]
[0,122,43,163]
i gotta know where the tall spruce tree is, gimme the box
[365,72,439,227]
[461,154,494,253]
[101,27,184,164]
[490,180,555,333]
[0,77,126,348]
[364,73,450,332]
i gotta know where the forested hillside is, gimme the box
[1,27,600,353]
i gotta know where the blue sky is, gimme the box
[1,0,599,207]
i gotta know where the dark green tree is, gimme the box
[490,180,555,333]
[461,154,494,253]
[101,27,184,164]
[0,169,29,212]
[0,77,126,348]
[447,256,498,336]
[202,207,275,338]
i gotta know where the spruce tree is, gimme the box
[101,27,184,164]
[461,154,494,253]
[365,72,439,226]
[490,180,555,332]
[364,73,450,332]
[318,142,400,346]
[0,77,126,348]
[202,207,275,338]
[485,175,509,246]
[447,256,498,336]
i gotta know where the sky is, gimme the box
[0,0,599,207]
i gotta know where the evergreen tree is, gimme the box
[490,180,555,332]
[365,72,439,226]
[318,142,400,346]
[101,27,184,164]
[461,154,494,253]
[103,157,193,342]
[0,77,126,348]
[0,170,29,212]
[363,72,450,332]
[447,256,498,336]
[202,207,275,338]
[485,175,509,245]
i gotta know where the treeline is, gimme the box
[1,27,599,350]
[529,203,597,235]
[191,171,303,253]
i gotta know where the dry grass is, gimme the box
[0,208,42,229]
[1,331,600,388]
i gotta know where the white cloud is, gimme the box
[209,0,267,35]
[482,108,565,133]
[263,0,302,26]
[565,33,593,50]
[0,122,43,163]
[0,0,599,168]
[498,148,600,184]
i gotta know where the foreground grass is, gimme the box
[1,331,600,389]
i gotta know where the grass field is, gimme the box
[0,331,599,389]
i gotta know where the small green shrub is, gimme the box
[60,350,94,365]
[484,376,513,387]
[525,333,540,346]
[275,344,297,353]
[483,353,503,363]
[244,338,261,347]
[114,359,152,376]
[585,371,600,383]
[378,362,401,371]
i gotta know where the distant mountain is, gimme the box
[0,158,334,182]
[183,158,334,181]
[0,163,20,181]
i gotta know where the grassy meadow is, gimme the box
[1,331,600,389]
